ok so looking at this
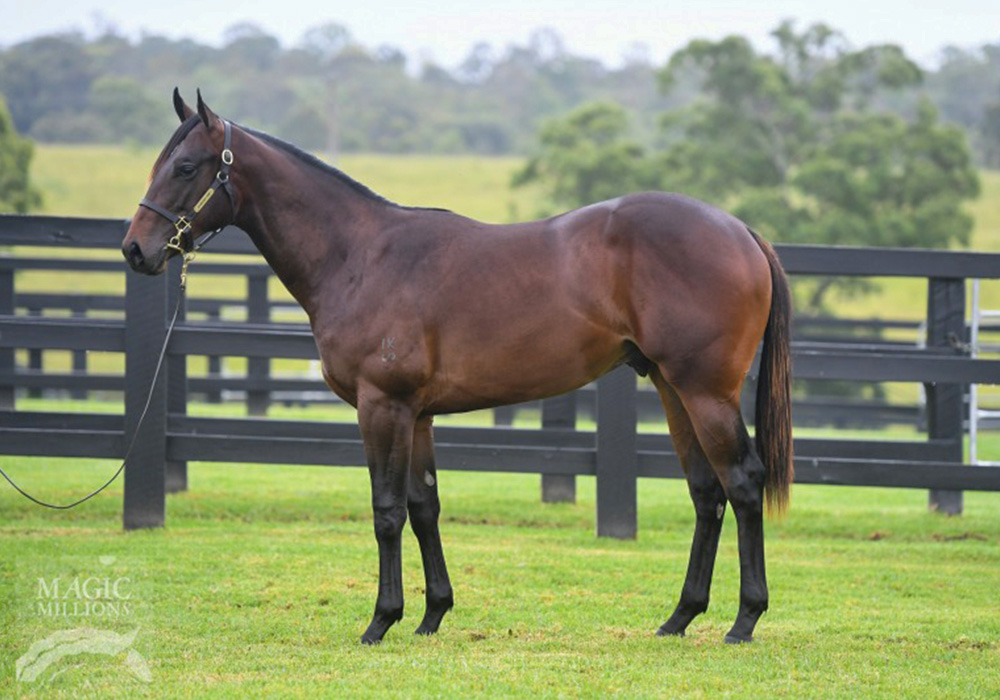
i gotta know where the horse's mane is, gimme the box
[151,117,450,213]
[243,126,451,213]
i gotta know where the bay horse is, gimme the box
[122,89,793,645]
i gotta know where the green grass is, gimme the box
[1,459,998,698]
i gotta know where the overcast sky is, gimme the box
[1,0,997,68]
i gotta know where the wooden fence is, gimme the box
[2,214,1000,535]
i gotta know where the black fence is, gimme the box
[2,214,1000,535]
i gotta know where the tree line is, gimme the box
[1,21,999,163]
[0,23,674,155]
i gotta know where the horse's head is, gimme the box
[122,89,236,274]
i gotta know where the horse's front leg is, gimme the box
[358,393,416,645]
[408,416,454,635]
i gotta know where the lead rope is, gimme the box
[2,121,234,509]
[0,270,190,510]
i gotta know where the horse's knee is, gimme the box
[372,501,407,540]
[408,497,440,535]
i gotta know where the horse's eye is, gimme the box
[176,163,197,178]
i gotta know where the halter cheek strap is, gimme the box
[138,119,235,287]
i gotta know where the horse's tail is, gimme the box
[748,228,794,516]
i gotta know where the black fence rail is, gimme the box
[2,214,1000,534]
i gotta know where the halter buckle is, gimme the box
[221,149,234,166]
[173,215,192,237]
[165,228,187,255]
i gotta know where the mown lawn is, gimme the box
[1,455,998,698]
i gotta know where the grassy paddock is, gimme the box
[1,456,998,698]
[2,147,999,696]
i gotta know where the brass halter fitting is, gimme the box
[165,227,198,289]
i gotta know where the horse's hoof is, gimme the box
[724,633,753,644]
[414,625,437,636]
[656,626,685,637]
[360,633,383,646]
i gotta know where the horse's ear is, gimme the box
[196,88,220,131]
[173,87,194,123]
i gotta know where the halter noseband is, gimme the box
[138,119,235,286]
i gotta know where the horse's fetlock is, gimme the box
[680,596,709,616]
[427,588,454,611]
[740,593,768,617]
[375,602,404,623]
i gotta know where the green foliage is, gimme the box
[0,34,96,135]
[924,45,1000,167]
[89,76,174,144]
[0,26,670,155]
[982,98,1000,166]
[512,102,657,210]
[518,23,980,313]
[0,94,41,213]
[665,26,977,313]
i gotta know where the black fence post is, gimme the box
[206,308,222,403]
[27,308,42,400]
[0,269,13,409]
[165,258,188,493]
[926,277,965,515]
[596,366,637,538]
[541,392,577,503]
[493,406,515,426]
[247,272,270,416]
[71,309,87,400]
[123,269,167,530]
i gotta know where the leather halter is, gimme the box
[138,119,235,283]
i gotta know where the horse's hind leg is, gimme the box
[651,370,727,637]
[407,417,454,635]
[679,388,769,644]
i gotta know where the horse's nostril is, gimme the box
[126,241,144,268]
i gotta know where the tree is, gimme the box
[0,94,41,213]
[512,102,657,212]
[517,23,980,313]
[90,76,173,144]
[0,34,97,136]
[657,24,978,311]
[981,97,1000,167]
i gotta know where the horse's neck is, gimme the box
[231,137,389,317]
